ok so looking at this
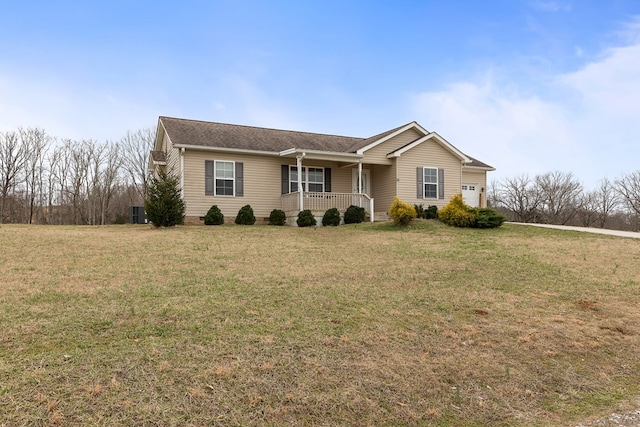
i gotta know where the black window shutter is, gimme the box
[281,165,289,194]
[416,167,423,199]
[438,168,445,199]
[324,168,331,192]
[205,161,214,195]
[235,162,243,197]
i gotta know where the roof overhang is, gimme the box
[172,143,281,156]
[462,164,496,172]
[279,148,363,163]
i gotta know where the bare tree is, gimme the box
[95,142,123,224]
[616,171,640,223]
[535,171,582,225]
[593,178,619,228]
[0,131,27,223]
[575,190,600,227]
[497,175,542,222]
[20,128,50,224]
[121,128,155,204]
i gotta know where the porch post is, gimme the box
[358,161,363,194]
[296,153,305,211]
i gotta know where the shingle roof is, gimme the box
[160,116,366,153]
[464,156,494,169]
[158,116,493,168]
[150,150,166,163]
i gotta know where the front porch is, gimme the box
[281,191,374,224]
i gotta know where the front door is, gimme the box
[352,168,371,194]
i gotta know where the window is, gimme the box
[205,160,243,197]
[215,161,234,196]
[423,167,438,199]
[290,166,324,193]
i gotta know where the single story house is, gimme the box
[150,116,494,225]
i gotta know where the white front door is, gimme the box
[352,169,371,194]
[462,184,479,207]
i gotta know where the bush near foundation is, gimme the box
[438,194,505,229]
[235,204,256,225]
[204,205,224,225]
[414,204,438,219]
[344,205,365,224]
[297,209,317,227]
[322,208,341,226]
[389,197,417,226]
[268,209,286,226]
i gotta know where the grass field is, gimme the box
[1,221,639,426]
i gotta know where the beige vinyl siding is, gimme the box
[360,128,422,165]
[370,164,396,218]
[182,150,353,219]
[396,140,462,209]
[462,169,488,207]
[161,133,180,177]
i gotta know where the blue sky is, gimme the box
[1,1,639,188]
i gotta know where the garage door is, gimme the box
[462,184,479,207]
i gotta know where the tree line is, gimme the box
[488,171,640,231]
[0,127,154,225]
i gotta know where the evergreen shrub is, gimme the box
[204,205,224,225]
[268,209,287,226]
[344,205,365,224]
[144,170,185,227]
[389,197,417,226]
[235,204,256,225]
[296,209,317,227]
[322,208,341,226]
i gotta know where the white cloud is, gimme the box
[411,25,640,189]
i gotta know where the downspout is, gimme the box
[180,147,185,198]
[297,153,305,211]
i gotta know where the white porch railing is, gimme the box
[282,192,374,221]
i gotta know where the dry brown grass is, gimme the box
[1,221,639,426]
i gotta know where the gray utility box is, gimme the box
[129,206,147,224]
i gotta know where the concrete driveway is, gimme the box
[508,222,640,239]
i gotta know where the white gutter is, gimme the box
[180,147,185,197]
[173,144,281,156]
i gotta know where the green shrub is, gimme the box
[438,194,476,228]
[474,208,507,229]
[268,209,287,226]
[322,208,341,226]
[235,204,256,225]
[144,170,185,227]
[296,209,317,227]
[389,197,417,226]
[425,205,438,219]
[438,195,505,229]
[344,205,365,224]
[414,204,438,219]
[204,205,224,225]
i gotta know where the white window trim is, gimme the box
[214,160,235,197]
[423,166,438,199]
[290,165,324,193]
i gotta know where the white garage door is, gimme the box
[462,184,479,207]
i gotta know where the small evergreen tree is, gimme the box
[144,170,185,227]
[235,204,256,225]
[344,205,365,224]
[204,205,224,225]
[322,207,341,226]
[268,209,287,226]
[297,209,317,227]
